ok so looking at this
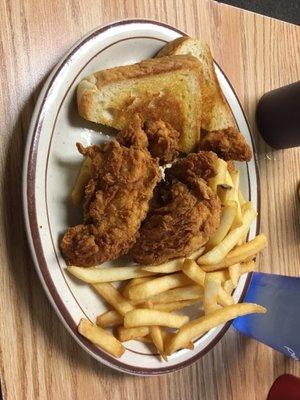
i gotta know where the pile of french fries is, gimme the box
[71,157,267,359]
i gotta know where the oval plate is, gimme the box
[23,19,260,375]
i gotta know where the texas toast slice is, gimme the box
[77,55,202,153]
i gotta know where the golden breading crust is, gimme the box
[131,151,221,265]
[117,116,180,164]
[60,135,161,267]
[198,127,252,162]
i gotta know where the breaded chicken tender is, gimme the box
[198,127,252,162]
[131,152,221,265]
[61,126,160,267]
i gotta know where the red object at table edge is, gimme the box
[267,374,300,400]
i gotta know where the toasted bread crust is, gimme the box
[156,36,191,57]
[91,55,202,86]
[157,37,237,132]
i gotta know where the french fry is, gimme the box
[217,170,233,195]
[96,299,198,328]
[145,271,233,311]
[96,310,123,328]
[71,157,91,207]
[238,189,246,206]
[189,247,207,260]
[197,208,257,265]
[182,259,206,286]
[165,303,267,355]
[130,276,156,286]
[217,287,234,306]
[223,280,234,295]
[124,309,189,329]
[143,285,203,304]
[135,336,153,343]
[68,265,155,283]
[122,276,154,298]
[218,172,242,227]
[144,299,199,312]
[236,202,254,245]
[229,170,243,228]
[240,260,256,275]
[180,260,232,306]
[203,271,234,306]
[141,247,205,274]
[204,276,220,314]
[162,332,194,353]
[150,324,165,354]
[242,201,253,213]
[222,169,236,189]
[243,256,256,263]
[208,158,230,192]
[206,202,237,248]
[237,231,249,246]
[141,258,184,274]
[185,341,195,350]
[128,273,192,301]
[78,318,125,358]
[146,302,166,359]
[117,326,149,342]
[229,264,240,288]
[207,270,229,283]
[202,234,267,272]
[92,283,134,316]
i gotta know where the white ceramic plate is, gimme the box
[23,19,260,375]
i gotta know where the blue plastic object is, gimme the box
[233,272,300,361]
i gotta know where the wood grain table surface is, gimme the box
[0,0,299,399]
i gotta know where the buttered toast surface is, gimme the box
[77,55,203,153]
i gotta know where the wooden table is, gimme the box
[0,0,299,399]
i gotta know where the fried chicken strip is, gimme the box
[131,152,221,265]
[117,115,180,164]
[198,127,252,162]
[60,128,160,267]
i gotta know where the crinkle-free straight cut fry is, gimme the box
[117,326,150,342]
[197,207,257,265]
[68,265,156,283]
[124,309,189,329]
[128,273,192,301]
[96,310,123,328]
[122,276,154,298]
[78,319,125,358]
[208,158,229,192]
[165,304,267,355]
[200,234,268,272]
[141,246,205,274]
[96,299,198,328]
[182,259,233,306]
[228,264,240,287]
[203,277,220,314]
[239,260,256,275]
[146,301,166,359]
[92,283,134,316]
[182,259,206,286]
[206,202,237,248]
[140,285,204,304]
